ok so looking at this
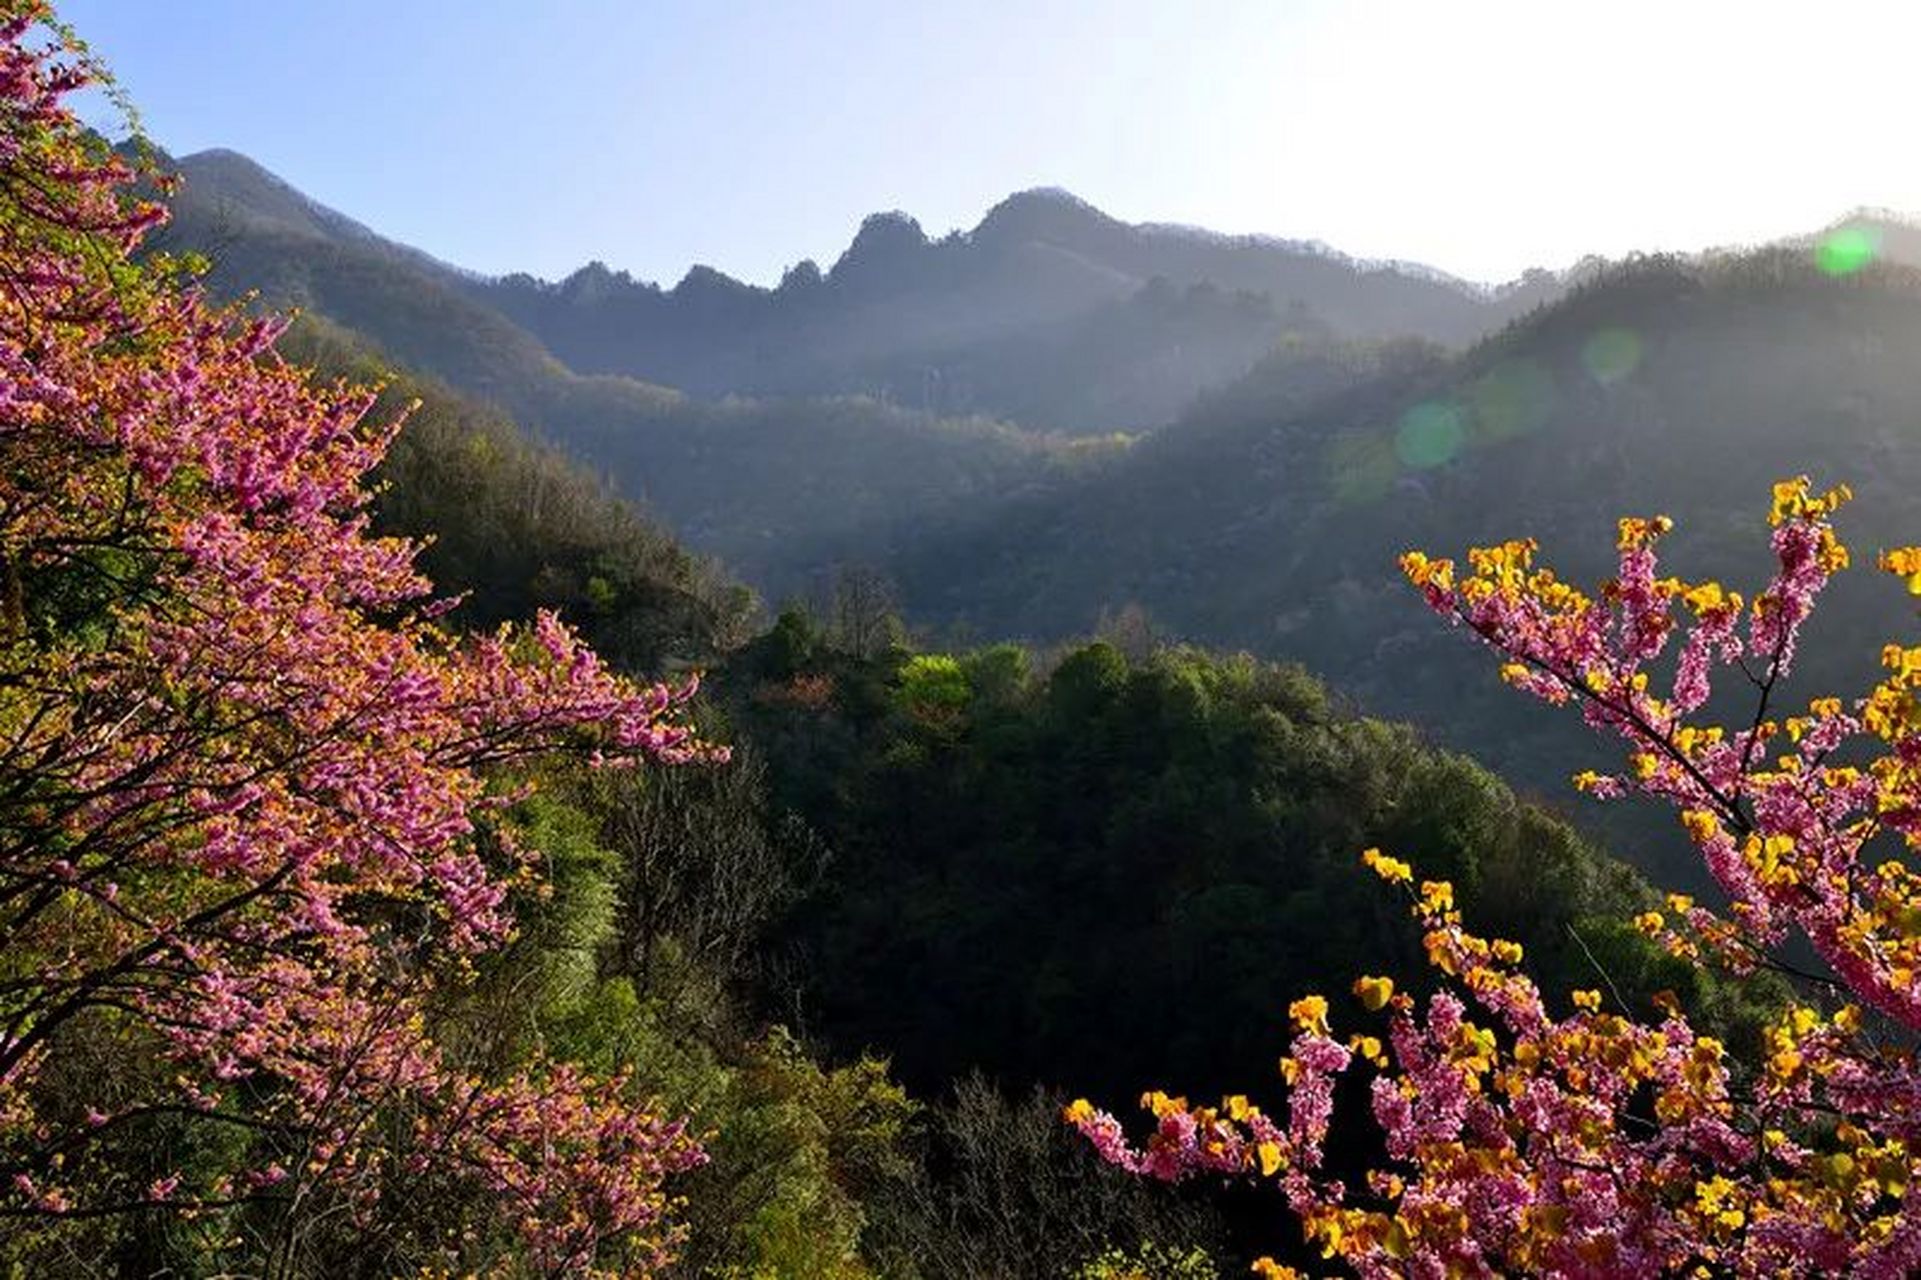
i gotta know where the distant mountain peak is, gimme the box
[673,263,759,299]
[778,258,824,292]
[182,145,253,166]
[168,148,490,282]
[829,210,931,287]
[1826,205,1921,230]
[557,259,645,302]
[974,186,1119,246]
[173,147,383,245]
[990,185,1100,213]
[1788,208,1921,274]
[847,209,928,249]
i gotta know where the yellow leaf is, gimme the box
[1352,975,1395,1012]
[1289,994,1331,1034]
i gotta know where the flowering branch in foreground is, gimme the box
[0,5,713,1270]
[1073,477,1921,1277]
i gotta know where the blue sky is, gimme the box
[57,1,1921,288]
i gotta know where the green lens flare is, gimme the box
[1394,401,1465,470]
[1581,328,1642,385]
[1816,226,1878,276]
[1325,429,1399,504]
[1468,359,1555,442]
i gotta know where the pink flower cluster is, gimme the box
[0,6,716,1269]
[1074,481,1921,1276]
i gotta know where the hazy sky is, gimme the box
[56,1,1921,288]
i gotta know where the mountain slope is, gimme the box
[468,187,1554,431]
[884,250,1921,884]
[149,148,1118,591]
[151,149,620,404]
[273,315,755,670]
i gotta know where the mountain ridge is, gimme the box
[142,138,1921,901]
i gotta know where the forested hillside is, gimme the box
[271,316,1757,1270]
[150,147,1125,592]
[276,316,756,669]
[888,251,1921,887]
[21,1,1921,1272]
[149,106,1921,985]
[468,188,1556,431]
[719,622,1763,1097]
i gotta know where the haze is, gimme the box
[61,0,1921,286]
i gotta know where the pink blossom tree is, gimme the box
[0,5,713,1271]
